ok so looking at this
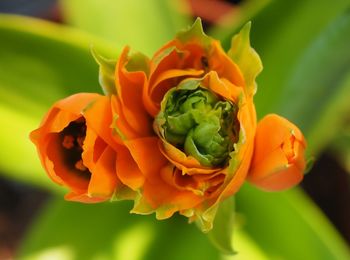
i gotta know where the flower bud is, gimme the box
[30,93,119,202]
[155,85,239,167]
[248,114,306,191]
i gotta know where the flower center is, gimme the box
[60,117,91,179]
[157,86,239,167]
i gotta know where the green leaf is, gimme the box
[251,0,350,117]
[2,11,349,260]
[237,184,350,260]
[228,22,262,95]
[213,0,350,117]
[277,10,350,156]
[209,0,272,40]
[91,47,117,96]
[176,17,212,49]
[18,198,270,260]
[0,18,267,259]
[212,4,350,258]
[60,0,190,55]
[17,199,220,260]
[330,125,350,173]
[125,52,150,75]
[0,14,118,190]
[207,197,235,255]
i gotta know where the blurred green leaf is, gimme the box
[236,9,350,260]
[210,0,272,39]
[214,0,350,117]
[214,3,350,259]
[0,14,118,190]
[237,184,350,260]
[331,126,350,174]
[91,47,117,96]
[251,0,350,117]
[277,11,350,156]
[18,198,268,260]
[60,0,190,56]
[1,8,349,260]
[0,14,268,259]
[207,197,235,255]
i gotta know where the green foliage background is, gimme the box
[0,0,350,259]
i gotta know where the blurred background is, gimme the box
[0,0,350,259]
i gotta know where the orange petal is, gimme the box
[115,47,153,137]
[161,166,225,196]
[209,41,245,87]
[248,114,306,191]
[54,93,102,115]
[83,94,121,149]
[123,137,203,215]
[209,97,256,201]
[159,140,219,175]
[252,114,305,165]
[30,93,121,202]
[65,191,107,203]
[161,166,203,195]
[88,146,118,197]
[267,165,303,191]
[219,129,255,198]
[81,128,107,170]
[116,146,145,190]
[145,47,204,116]
[45,133,89,193]
[149,68,204,110]
[142,165,204,217]
[204,71,243,102]
[32,108,80,139]
[110,95,147,140]
[123,137,168,177]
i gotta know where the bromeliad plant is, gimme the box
[30,19,306,237]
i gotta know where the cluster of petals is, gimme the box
[30,19,306,231]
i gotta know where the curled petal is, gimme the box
[116,145,145,190]
[248,114,306,191]
[30,93,119,202]
[87,146,118,197]
[228,22,263,95]
[115,47,153,138]
[145,46,204,116]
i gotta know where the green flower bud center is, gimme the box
[159,87,239,167]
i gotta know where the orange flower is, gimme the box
[108,19,271,231]
[248,114,306,191]
[30,93,145,202]
[31,19,307,231]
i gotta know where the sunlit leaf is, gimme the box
[91,47,117,96]
[331,126,350,174]
[251,0,350,117]
[60,0,190,56]
[17,199,219,260]
[0,14,118,190]
[237,9,350,260]
[213,0,350,117]
[207,197,235,255]
[228,22,262,95]
[1,9,350,260]
[210,0,272,41]
[277,11,350,156]
[18,198,270,260]
[237,184,350,259]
